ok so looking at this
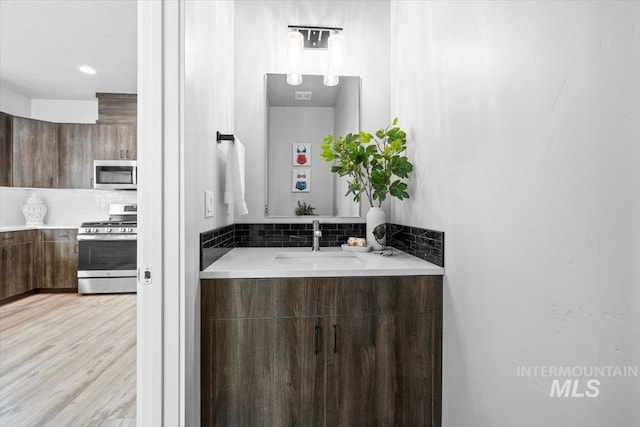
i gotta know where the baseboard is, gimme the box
[0,289,38,306]
[36,288,78,294]
[0,288,78,306]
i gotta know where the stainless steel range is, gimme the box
[77,203,137,294]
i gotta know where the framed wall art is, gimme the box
[293,143,311,166]
[292,168,311,192]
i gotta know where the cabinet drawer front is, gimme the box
[202,278,324,318]
[41,229,78,242]
[0,230,38,246]
[328,275,443,315]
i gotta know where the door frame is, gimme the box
[137,0,182,425]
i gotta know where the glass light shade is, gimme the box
[287,73,303,85]
[324,33,345,87]
[323,74,339,86]
[286,31,304,86]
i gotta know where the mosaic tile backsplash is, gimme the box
[200,222,444,270]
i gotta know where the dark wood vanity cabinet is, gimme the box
[201,276,443,426]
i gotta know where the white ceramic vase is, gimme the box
[22,193,47,225]
[366,206,386,250]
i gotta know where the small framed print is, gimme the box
[293,143,311,166]
[292,168,311,192]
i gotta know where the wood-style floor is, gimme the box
[0,293,136,426]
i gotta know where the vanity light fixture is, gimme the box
[78,65,97,75]
[286,25,345,86]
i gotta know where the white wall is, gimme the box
[268,106,334,216]
[0,186,136,227]
[390,1,640,426]
[184,1,234,425]
[31,99,98,123]
[0,85,30,117]
[235,0,390,223]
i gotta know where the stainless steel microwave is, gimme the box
[93,160,137,190]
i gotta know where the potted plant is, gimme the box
[294,201,316,216]
[320,118,413,249]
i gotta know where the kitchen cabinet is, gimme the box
[96,93,137,126]
[95,124,137,160]
[41,229,78,289]
[1,93,137,189]
[58,124,97,188]
[12,116,58,188]
[0,231,37,303]
[201,276,442,426]
[0,112,12,186]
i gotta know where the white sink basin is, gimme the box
[273,251,363,266]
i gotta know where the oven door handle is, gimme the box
[77,234,137,241]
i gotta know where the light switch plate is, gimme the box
[205,191,214,217]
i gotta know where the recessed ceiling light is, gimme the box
[79,65,97,75]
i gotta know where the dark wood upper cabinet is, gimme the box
[12,117,58,188]
[0,112,12,186]
[58,124,96,188]
[95,124,137,161]
[96,93,137,126]
[1,93,136,189]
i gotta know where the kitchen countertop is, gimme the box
[200,247,444,279]
[0,224,80,232]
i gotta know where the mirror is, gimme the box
[265,73,360,217]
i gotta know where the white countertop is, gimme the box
[200,247,444,279]
[0,224,80,232]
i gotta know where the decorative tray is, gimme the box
[341,244,372,252]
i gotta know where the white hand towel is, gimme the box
[222,138,248,216]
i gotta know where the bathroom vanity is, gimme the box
[200,248,444,426]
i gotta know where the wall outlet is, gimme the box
[205,191,214,217]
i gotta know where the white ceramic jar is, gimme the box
[22,193,47,225]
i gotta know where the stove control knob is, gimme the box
[128,228,134,233]
[106,228,112,233]
[120,228,126,233]
[93,228,99,233]
[84,228,91,233]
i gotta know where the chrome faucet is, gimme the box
[312,220,322,251]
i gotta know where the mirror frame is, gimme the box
[263,73,362,218]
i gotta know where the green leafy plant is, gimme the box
[320,118,413,207]
[295,201,316,216]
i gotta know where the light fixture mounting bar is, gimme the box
[288,25,343,49]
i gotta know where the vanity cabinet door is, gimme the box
[326,312,441,427]
[204,317,325,426]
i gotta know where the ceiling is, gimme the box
[0,0,137,100]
